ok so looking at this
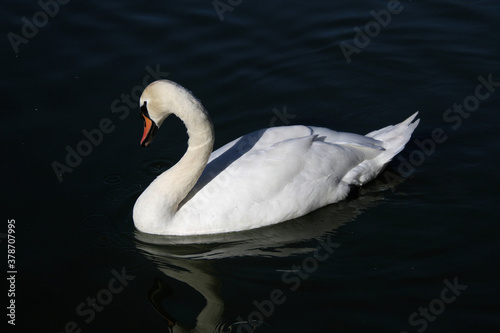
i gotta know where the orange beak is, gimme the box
[140,103,158,147]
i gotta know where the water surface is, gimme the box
[2,0,500,332]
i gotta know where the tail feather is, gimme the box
[366,111,419,141]
[342,112,419,186]
[367,111,420,163]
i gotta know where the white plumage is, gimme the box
[133,80,419,236]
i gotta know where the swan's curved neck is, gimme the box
[144,93,214,220]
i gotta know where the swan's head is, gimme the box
[138,80,188,147]
[139,79,211,147]
[139,80,179,147]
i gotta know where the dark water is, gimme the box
[3,0,500,332]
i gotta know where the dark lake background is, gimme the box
[3,0,500,332]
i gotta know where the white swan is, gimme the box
[133,80,419,236]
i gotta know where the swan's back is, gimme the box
[169,114,418,235]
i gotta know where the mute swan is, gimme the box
[133,80,419,236]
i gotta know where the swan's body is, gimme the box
[133,80,419,236]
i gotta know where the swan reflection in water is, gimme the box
[133,170,406,332]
